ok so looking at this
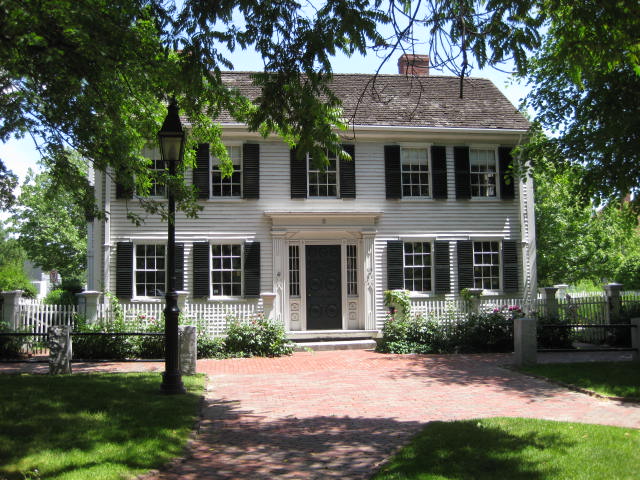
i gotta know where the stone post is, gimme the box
[604,283,623,324]
[178,325,197,375]
[554,284,569,298]
[514,317,537,366]
[541,287,559,319]
[261,292,277,320]
[1,290,23,330]
[49,325,72,374]
[76,291,101,324]
[631,318,640,362]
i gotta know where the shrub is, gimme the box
[0,321,26,359]
[535,316,574,349]
[197,335,226,359]
[377,307,518,355]
[224,315,294,357]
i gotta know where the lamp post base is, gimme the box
[160,371,186,394]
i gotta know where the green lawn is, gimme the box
[520,361,640,399]
[372,417,640,480]
[0,373,205,480]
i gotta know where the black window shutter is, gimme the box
[384,145,402,199]
[175,243,185,291]
[192,242,210,298]
[457,240,474,291]
[431,145,448,200]
[244,242,261,298]
[502,240,519,292]
[290,148,307,198]
[115,173,134,199]
[340,144,356,198]
[454,146,471,200]
[499,147,515,200]
[115,242,133,299]
[387,240,404,290]
[193,143,210,199]
[434,241,451,293]
[243,143,260,199]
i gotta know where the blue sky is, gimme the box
[0,49,529,188]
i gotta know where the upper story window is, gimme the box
[473,241,500,289]
[135,244,165,297]
[308,152,338,197]
[470,149,497,197]
[403,242,432,292]
[211,145,242,197]
[401,148,430,197]
[211,244,243,296]
[138,146,167,198]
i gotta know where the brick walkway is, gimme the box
[2,351,638,479]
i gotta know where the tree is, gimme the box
[0,221,36,296]
[522,0,640,202]
[11,156,88,280]
[534,158,640,287]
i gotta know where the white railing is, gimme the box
[95,300,262,336]
[17,302,76,337]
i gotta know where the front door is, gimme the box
[305,245,342,329]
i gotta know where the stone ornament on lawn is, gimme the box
[49,325,72,375]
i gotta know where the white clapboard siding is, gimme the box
[99,139,528,326]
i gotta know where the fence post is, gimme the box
[541,287,559,319]
[467,288,483,314]
[76,291,101,324]
[514,317,537,366]
[631,318,640,362]
[178,325,197,375]
[261,292,277,320]
[49,325,72,374]
[1,290,23,330]
[604,283,623,324]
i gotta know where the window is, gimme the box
[401,148,430,197]
[211,244,242,296]
[347,245,358,295]
[403,242,432,292]
[289,245,300,297]
[470,149,497,197]
[135,244,165,297]
[473,241,500,289]
[140,146,167,197]
[211,145,242,197]
[308,152,337,197]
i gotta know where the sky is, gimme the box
[0,48,530,189]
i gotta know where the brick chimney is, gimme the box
[398,54,430,76]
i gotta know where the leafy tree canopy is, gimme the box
[0,221,36,296]
[10,153,89,280]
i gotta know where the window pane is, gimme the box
[472,241,500,289]
[211,243,243,296]
[470,149,497,198]
[403,242,432,292]
[401,148,429,197]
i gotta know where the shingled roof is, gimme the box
[220,72,530,131]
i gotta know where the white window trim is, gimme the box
[132,241,166,301]
[209,143,243,200]
[469,146,500,200]
[208,241,244,299]
[400,145,432,200]
[471,238,503,293]
[140,146,167,199]
[306,151,339,198]
[402,240,435,295]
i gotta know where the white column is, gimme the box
[362,232,377,331]
[271,232,287,326]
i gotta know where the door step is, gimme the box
[293,339,377,352]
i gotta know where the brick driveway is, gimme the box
[159,351,639,479]
[2,351,638,479]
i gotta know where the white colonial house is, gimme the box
[87,54,535,338]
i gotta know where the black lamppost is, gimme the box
[158,99,186,394]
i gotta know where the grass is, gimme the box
[0,373,205,480]
[519,362,640,399]
[372,417,640,480]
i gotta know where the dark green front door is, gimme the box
[306,245,342,330]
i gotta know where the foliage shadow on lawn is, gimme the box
[0,373,203,480]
